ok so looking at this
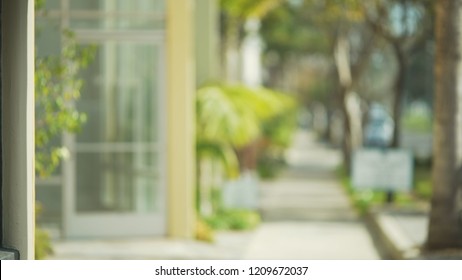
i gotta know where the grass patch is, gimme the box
[414,165,432,200]
[402,112,432,133]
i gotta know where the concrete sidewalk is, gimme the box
[48,130,380,260]
[48,231,254,260]
[46,130,461,260]
[244,130,380,259]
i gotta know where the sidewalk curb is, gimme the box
[364,209,420,260]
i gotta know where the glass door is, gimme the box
[63,34,166,238]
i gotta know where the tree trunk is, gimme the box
[391,43,406,148]
[425,0,462,251]
[334,34,355,171]
[340,87,353,171]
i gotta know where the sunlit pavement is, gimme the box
[48,231,254,260]
[49,129,380,260]
[244,130,380,259]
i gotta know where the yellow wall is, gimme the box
[166,0,196,238]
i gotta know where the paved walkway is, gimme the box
[48,130,379,260]
[49,231,253,260]
[244,130,380,259]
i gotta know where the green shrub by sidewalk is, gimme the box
[336,165,431,215]
[35,203,53,259]
[204,209,261,231]
[414,165,432,200]
[257,154,286,179]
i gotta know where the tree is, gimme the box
[300,0,375,170]
[364,0,434,147]
[260,1,332,97]
[425,0,462,251]
[220,0,284,82]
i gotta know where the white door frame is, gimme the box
[62,30,167,238]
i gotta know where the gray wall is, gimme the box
[1,0,35,259]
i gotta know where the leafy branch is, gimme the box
[35,30,96,177]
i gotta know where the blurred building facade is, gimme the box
[33,0,218,240]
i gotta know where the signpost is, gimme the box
[352,149,413,197]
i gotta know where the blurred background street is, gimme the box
[19,0,461,260]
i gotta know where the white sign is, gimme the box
[352,149,413,191]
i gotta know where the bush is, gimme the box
[257,153,286,179]
[414,166,432,200]
[35,203,53,259]
[402,107,432,133]
[337,165,431,215]
[35,228,53,260]
[204,209,261,231]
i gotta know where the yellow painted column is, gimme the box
[166,0,196,238]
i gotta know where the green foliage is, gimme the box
[257,109,297,179]
[196,84,297,178]
[196,85,259,148]
[402,111,432,133]
[196,85,296,224]
[257,153,286,179]
[195,84,291,235]
[35,228,53,260]
[34,1,96,260]
[205,209,261,231]
[306,0,365,23]
[414,165,432,200]
[35,204,53,260]
[35,0,46,10]
[201,187,260,231]
[262,108,298,148]
[196,84,296,147]
[196,141,240,179]
[337,165,430,215]
[221,0,284,20]
[260,1,331,56]
[35,31,96,177]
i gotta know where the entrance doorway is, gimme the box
[63,31,166,238]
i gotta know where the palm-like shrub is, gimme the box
[196,84,296,150]
[196,83,298,216]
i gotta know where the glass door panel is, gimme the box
[65,39,166,238]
